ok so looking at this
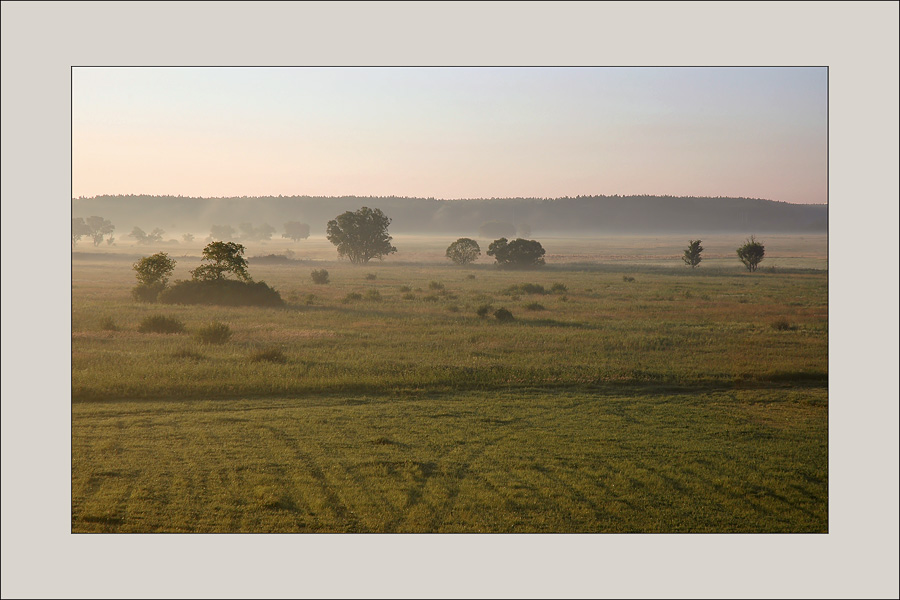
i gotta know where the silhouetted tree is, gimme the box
[283,221,311,241]
[326,207,397,264]
[85,215,115,246]
[131,252,176,302]
[238,222,276,241]
[72,217,91,247]
[737,236,765,272]
[182,233,195,243]
[129,226,165,245]
[487,238,546,268]
[191,241,251,281]
[445,238,481,265]
[682,239,704,268]
[209,225,236,241]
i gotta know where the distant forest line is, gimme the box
[72,194,827,236]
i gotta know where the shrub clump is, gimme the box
[428,281,445,291]
[476,304,493,318]
[365,273,377,280]
[310,269,330,284]
[623,276,636,283]
[195,322,233,345]
[138,315,186,334]
[494,307,515,322]
[342,292,363,303]
[100,317,119,331]
[504,283,546,295]
[250,347,287,363]
[132,281,167,303]
[524,302,546,311]
[550,283,568,293]
[365,289,382,301]
[771,319,797,331]
[158,279,284,307]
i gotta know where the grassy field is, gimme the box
[71,234,828,532]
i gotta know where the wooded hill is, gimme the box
[72,194,827,236]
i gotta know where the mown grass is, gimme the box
[71,237,827,532]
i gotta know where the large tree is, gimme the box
[446,238,481,265]
[191,241,251,281]
[72,217,92,247]
[487,237,546,268]
[282,221,311,242]
[129,226,165,245]
[85,215,115,246]
[326,207,397,264]
[736,236,765,272]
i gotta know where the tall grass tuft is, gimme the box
[195,322,233,345]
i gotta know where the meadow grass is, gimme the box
[71,234,827,532]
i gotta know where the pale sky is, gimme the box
[72,66,827,203]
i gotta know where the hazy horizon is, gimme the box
[73,67,827,204]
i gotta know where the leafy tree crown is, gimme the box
[736,236,765,272]
[446,238,481,265]
[487,237,545,268]
[191,241,251,281]
[326,207,397,264]
[133,252,177,286]
[683,239,704,268]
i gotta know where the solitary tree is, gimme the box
[191,241,251,281]
[85,215,115,246]
[487,238,546,268]
[72,217,92,247]
[326,207,397,264]
[182,233,195,243]
[283,221,311,241]
[445,238,481,265]
[682,239,704,268]
[238,222,276,241]
[736,236,765,272]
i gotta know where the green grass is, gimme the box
[71,235,827,532]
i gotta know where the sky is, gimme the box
[72,66,827,204]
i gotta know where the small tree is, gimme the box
[85,215,115,246]
[737,236,765,272]
[191,241,251,281]
[310,269,330,284]
[238,222,276,241]
[446,238,481,265]
[72,217,92,247]
[487,238,546,268]
[682,239,704,268]
[283,221,311,242]
[326,206,397,264]
[133,252,177,286]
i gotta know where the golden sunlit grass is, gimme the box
[71,234,827,532]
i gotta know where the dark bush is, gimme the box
[196,322,233,345]
[399,285,412,293]
[771,319,796,331]
[250,347,287,363]
[476,304,493,318]
[311,269,330,284]
[342,292,362,303]
[250,254,294,265]
[623,276,636,283]
[138,315,186,334]
[158,279,284,307]
[100,317,119,331]
[494,307,515,322]
[132,281,166,303]
[428,281,445,290]
[365,273,377,280]
[550,283,568,293]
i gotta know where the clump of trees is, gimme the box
[737,236,765,272]
[72,216,115,247]
[487,238,546,268]
[132,252,177,302]
[283,222,311,242]
[326,207,397,264]
[208,225,237,242]
[147,242,284,307]
[129,226,166,245]
[683,239,704,268]
[446,238,481,265]
[311,269,330,284]
[238,222,276,241]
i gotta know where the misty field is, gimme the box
[72,235,827,532]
